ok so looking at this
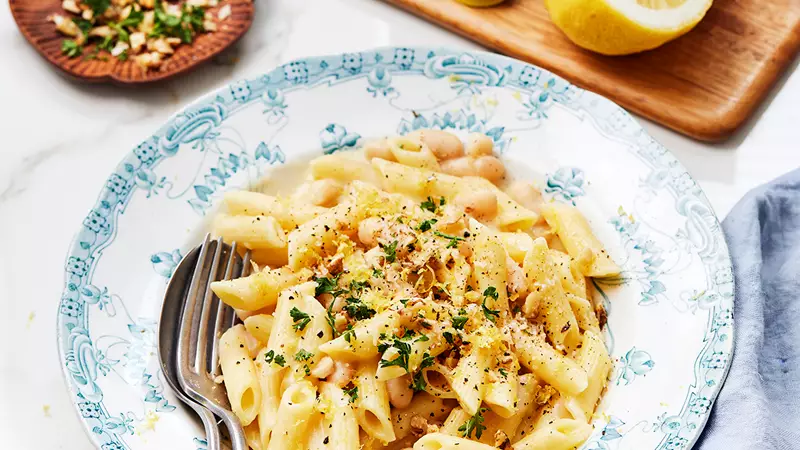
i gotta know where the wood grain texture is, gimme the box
[10,0,254,84]
[384,0,800,141]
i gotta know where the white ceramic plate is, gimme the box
[57,47,734,450]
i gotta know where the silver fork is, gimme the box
[176,234,251,450]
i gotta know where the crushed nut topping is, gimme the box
[49,0,234,70]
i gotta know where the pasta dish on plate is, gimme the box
[208,130,620,450]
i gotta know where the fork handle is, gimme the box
[220,413,248,450]
[194,403,222,450]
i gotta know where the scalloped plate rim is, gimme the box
[55,46,735,450]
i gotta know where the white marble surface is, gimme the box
[0,0,798,448]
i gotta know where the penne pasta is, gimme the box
[484,355,520,418]
[319,309,400,362]
[224,191,326,229]
[511,327,588,397]
[219,325,262,426]
[414,433,497,450]
[254,348,284,449]
[307,382,361,450]
[214,214,288,251]
[311,153,382,186]
[450,345,490,415]
[471,227,509,314]
[540,203,620,278]
[566,293,601,335]
[522,238,580,350]
[244,314,274,345]
[371,159,538,230]
[211,131,617,450]
[512,419,592,450]
[211,267,300,311]
[353,360,396,443]
[564,330,612,421]
[388,136,441,171]
[267,380,317,450]
[391,392,453,440]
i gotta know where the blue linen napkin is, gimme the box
[696,171,800,449]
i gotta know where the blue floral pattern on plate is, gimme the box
[56,47,734,450]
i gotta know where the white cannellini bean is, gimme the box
[328,361,356,388]
[358,217,384,247]
[387,374,414,409]
[474,155,506,183]
[455,190,498,220]
[309,179,342,207]
[363,138,396,161]
[408,129,464,160]
[439,156,477,177]
[506,181,544,212]
[310,356,335,379]
[465,133,495,157]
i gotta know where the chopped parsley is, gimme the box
[295,349,314,375]
[420,352,434,369]
[290,307,311,332]
[482,287,501,323]
[410,372,427,392]
[443,331,456,345]
[263,350,285,367]
[61,40,83,58]
[325,300,338,338]
[379,337,412,372]
[117,8,144,28]
[342,325,357,343]
[458,408,488,439]
[451,309,469,330]
[372,268,383,278]
[97,35,114,51]
[349,280,369,296]
[343,385,359,403]
[295,349,314,362]
[381,240,398,263]
[152,1,204,43]
[85,0,110,15]
[72,17,93,35]
[315,275,341,296]
[343,297,376,321]
[417,218,438,232]
[434,231,464,249]
[499,368,508,379]
[420,196,438,213]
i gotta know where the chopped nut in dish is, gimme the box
[48,0,233,71]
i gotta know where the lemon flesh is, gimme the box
[545,0,713,55]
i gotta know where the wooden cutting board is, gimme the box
[384,0,800,141]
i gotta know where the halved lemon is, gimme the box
[545,0,713,55]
